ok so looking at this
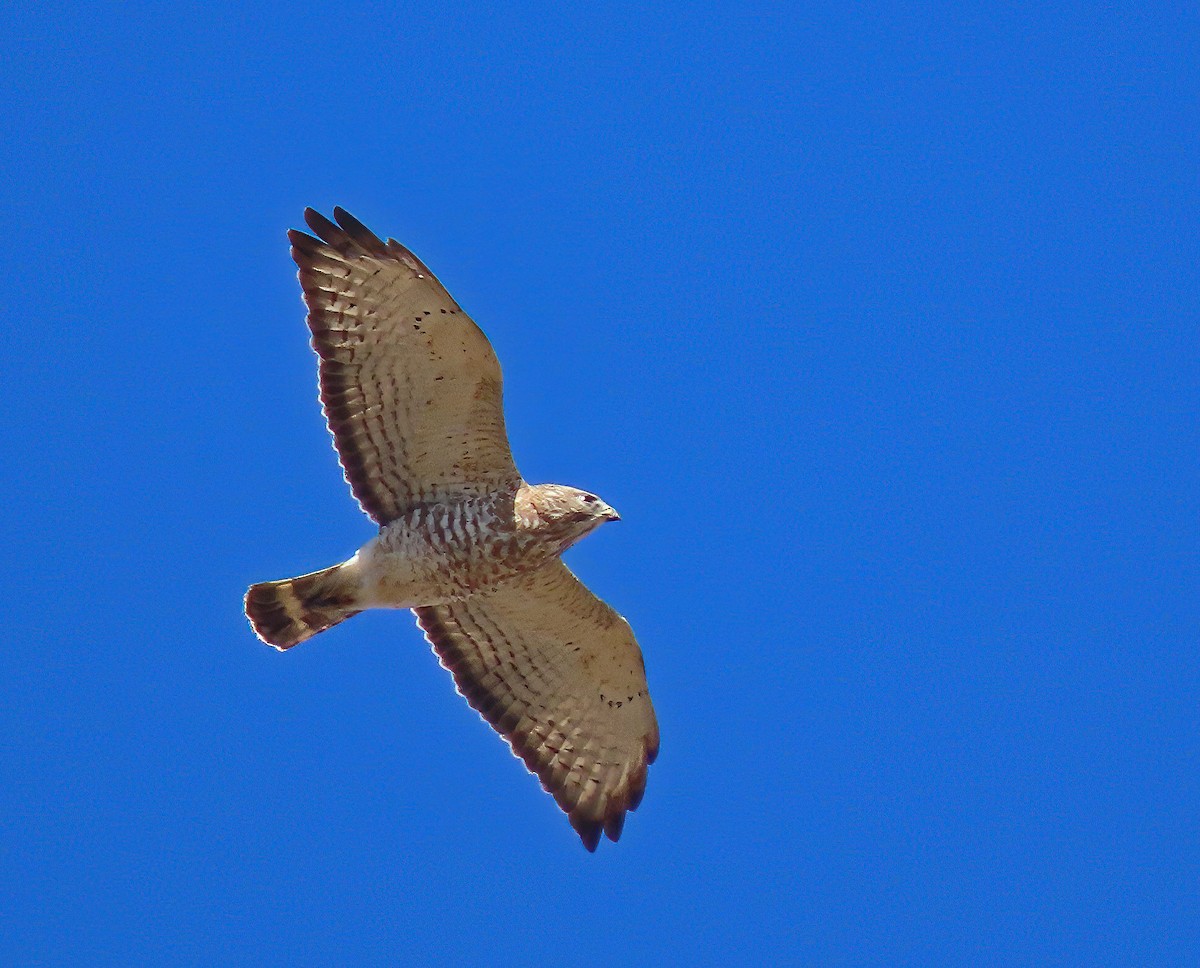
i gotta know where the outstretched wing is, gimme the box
[289,207,522,523]
[414,560,659,850]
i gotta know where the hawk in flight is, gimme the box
[245,208,658,850]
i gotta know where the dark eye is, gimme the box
[583,495,597,503]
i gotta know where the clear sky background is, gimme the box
[3,3,1196,965]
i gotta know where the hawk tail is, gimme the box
[245,562,361,650]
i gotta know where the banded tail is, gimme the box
[245,561,361,650]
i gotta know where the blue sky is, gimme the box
[3,3,1196,964]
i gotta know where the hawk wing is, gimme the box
[414,560,659,850]
[289,208,522,523]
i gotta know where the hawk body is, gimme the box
[357,485,622,609]
[245,208,658,850]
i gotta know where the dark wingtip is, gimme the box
[571,816,602,852]
[303,207,340,242]
[332,206,388,254]
[296,207,389,257]
[627,784,646,812]
[603,811,626,843]
[331,205,361,229]
[287,227,324,255]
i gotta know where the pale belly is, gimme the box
[351,499,545,609]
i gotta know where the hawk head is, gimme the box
[522,484,620,545]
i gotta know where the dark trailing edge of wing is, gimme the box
[287,208,406,524]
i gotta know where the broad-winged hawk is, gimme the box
[244,208,658,850]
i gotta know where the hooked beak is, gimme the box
[604,506,621,522]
